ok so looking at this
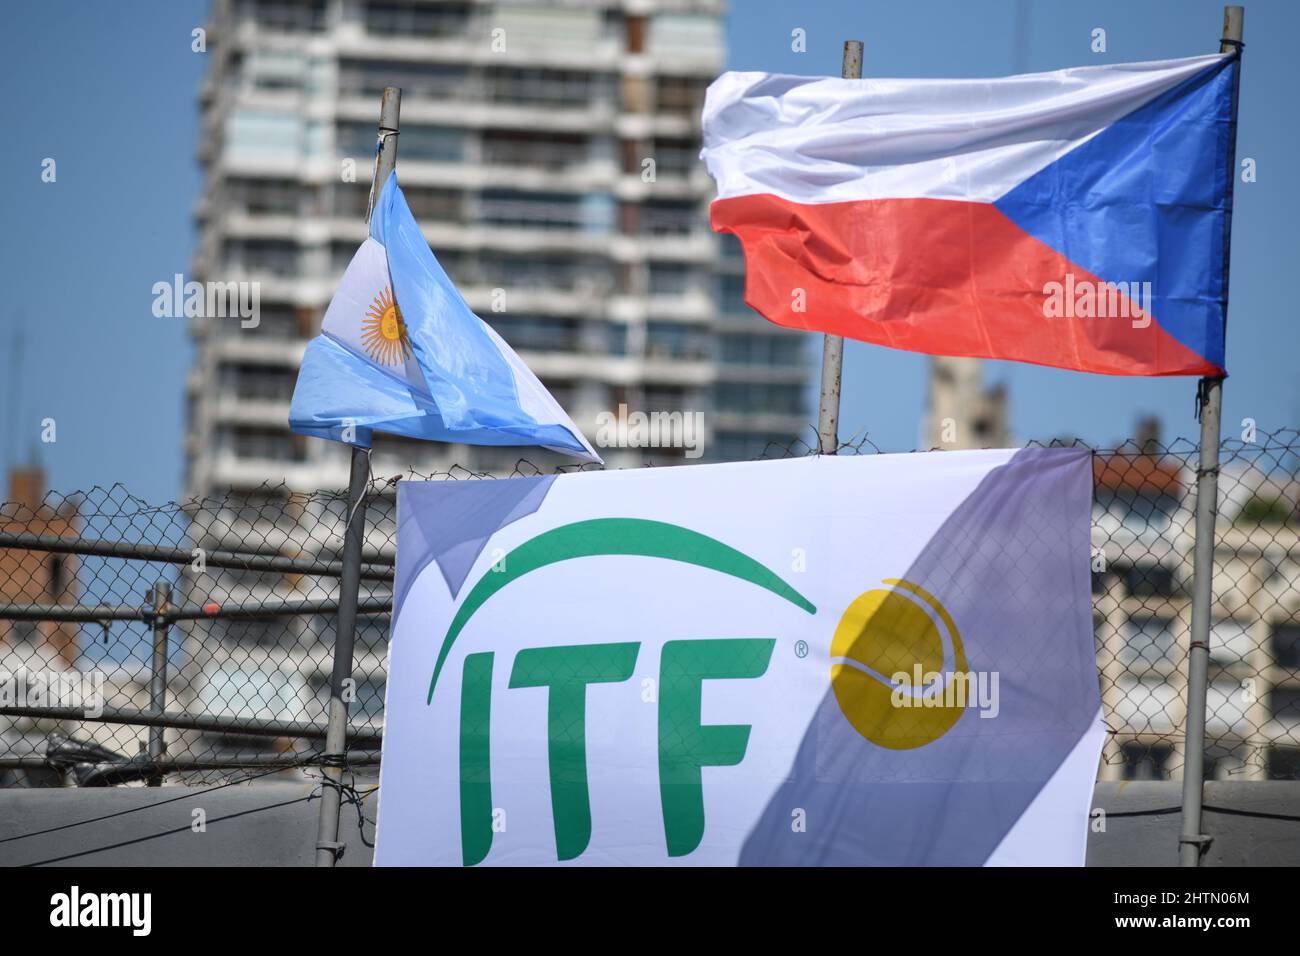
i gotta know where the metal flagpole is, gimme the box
[816,40,863,455]
[314,86,401,868]
[1179,5,1242,868]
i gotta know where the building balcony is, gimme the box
[614,171,714,201]
[373,157,622,195]
[713,364,812,386]
[210,395,294,428]
[207,451,344,497]
[336,94,617,136]
[709,410,812,435]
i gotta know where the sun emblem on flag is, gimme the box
[362,286,412,367]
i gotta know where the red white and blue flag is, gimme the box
[702,53,1240,376]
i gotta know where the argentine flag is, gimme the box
[289,172,601,463]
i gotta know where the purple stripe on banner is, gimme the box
[739,447,1101,866]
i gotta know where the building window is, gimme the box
[648,263,690,296]
[648,13,723,57]
[336,122,464,163]
[716,382,805,416]
[246,50,307,92]
[1271,686,1300,723]
[484,67,601,109]
[227,177,300,216]
[338,59,467,100]
[481,130,586,170]
[718,274,747,313]
[216,305,300,340]
[493,7,601,50]
[1122,615,1174,666]
[1120,742,1173,780]
[407,187,463,223]
[1122,564,1178,598]
[480,190,586,231]
[646,322,711,361]
[652,138,700,177]
[238,0,327,33]
[606,324,628,356]
[224,239,298,278]
[1267,747,1300,779]
[362,0,469,38]
[719,334,804,367]
[218,363,297,402]
[221,426,305,463]
[474,253,585,292]
[636,200,699,236]
[486,316,578,353]
[225,110,303,157]
[1272,622,1300,668]
[642,386,688,413]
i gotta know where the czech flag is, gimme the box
[289,172,601,463]
[702,53,1240,377]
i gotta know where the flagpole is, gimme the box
[815,40,862,455]
[314,86,401,868]
[1179,5,1241,868]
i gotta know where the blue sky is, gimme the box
[0,0,1295,504]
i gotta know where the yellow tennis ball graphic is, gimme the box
[830,578,969,749]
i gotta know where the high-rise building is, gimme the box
[186,0,810,497]
[180,0,812,746]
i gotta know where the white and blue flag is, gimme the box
[289,172,601,463]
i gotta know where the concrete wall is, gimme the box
[1087,781,1300,866]
[0,781,1295,866]
[0,781,375,867]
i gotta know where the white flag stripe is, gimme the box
[702,54,1224,205]
[480,322,602,462]
[320,237,427,391]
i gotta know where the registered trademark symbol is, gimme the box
[794,640,809,658]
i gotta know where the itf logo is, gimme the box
[419,519,992,865]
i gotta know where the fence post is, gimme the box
[1179,4,1242,868]
[313,86,401,868]
[815,40,863,455]
[146,578,171,787]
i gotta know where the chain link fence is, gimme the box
[1,430,1298,786]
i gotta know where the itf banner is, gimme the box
[375,449,1104,866]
